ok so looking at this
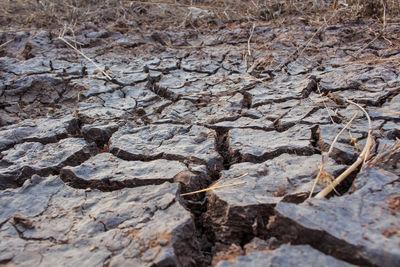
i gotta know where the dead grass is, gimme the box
[1,0,399,31]
[367,140,400,169]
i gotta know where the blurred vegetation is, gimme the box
[0,0,399,30]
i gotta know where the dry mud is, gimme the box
[0,18,399,266]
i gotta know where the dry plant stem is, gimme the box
[368,140,400,166]
[214,172,249,186]
[381,0,387,30]
[180,181,246,196]
[336,54,400,66]
[58,36,112,80]
[244,23,255,67]
[0,38,14,48]
[297,9,342,57]
[347,99,372,164]
[315,99,373,199]
[317,84,335,124]
[327,111,360,156]
[308,111,359,198]
[365,108,400,115]
[355,33,380,56]
[247,23,255,57]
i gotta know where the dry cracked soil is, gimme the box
[0,8,400,267]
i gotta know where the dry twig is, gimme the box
[308,111,359,198]
[58,35,112,80]
[314,99,373,199]
[244,23,255,67]
[0,38,14,48]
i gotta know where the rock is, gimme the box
[222,53,247,73]
[212,243,243,267]
[269,167,400,266]
[0,176,200,266]
[0,138,98,189]
[114,72,148,85]
[213,117,274,131]
[147,57,179,73]
[158,94,248,125]
[286,57,314,75]
[278,101,317,126]
[122,83,159,106]
[1,75,64,110]
[373,93,400,121]
[203,154,345,244]
[318,65,363,91]
[0,57,50,76]
[216,245,354,267]
[70,77,119,98]
[77,99,126,123]
[51,59,88,78]
[247,74,311,106]
[114,36,146,48]
[253,100,300,121]
[243,237,280,254]
[300,106,340,125]
[157,70,208,99]
[229,125,316,162]
[60,152,208,191]
[81,122,120,146]
[311,124,367,165]
[182,58,219,74]
[77,84,164,123]
[109,124,223,173]
[0,116,79,152]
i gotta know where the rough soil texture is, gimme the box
[1,4,400,266]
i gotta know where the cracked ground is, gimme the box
[1,4,400,266]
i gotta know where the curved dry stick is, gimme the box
[314,99,373,199]
[308,111,359,198]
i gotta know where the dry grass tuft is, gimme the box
[180,173,248,196]
[367,140,400,169]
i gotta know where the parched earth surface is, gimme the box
[0,16,400,266]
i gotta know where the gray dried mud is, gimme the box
[0,18,399,266]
